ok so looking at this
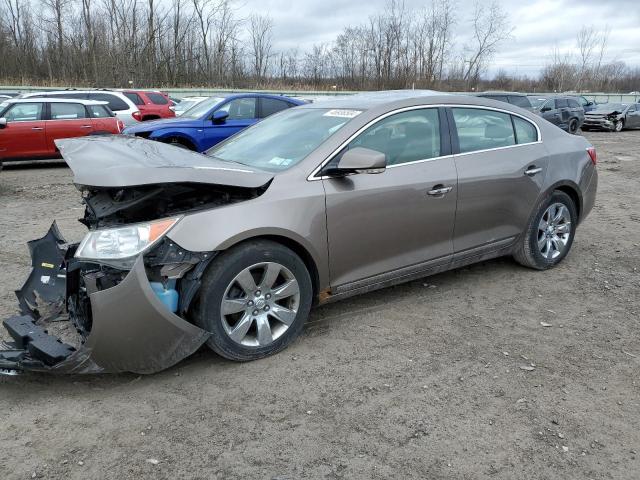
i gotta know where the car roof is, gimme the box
[3,97,109,106]
[22,90,129,97]
[222,92,306,104]
[303,90,442,110]
[477,91,527,96]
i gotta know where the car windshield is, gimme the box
[180,96,226,119]
[207,107,360,172]
[592,103,627,112]
[528,97,548,109]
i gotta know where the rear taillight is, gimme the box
[587,147,597,165]
[132,111,142,122]
[117,120,125,133]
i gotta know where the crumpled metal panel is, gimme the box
[80,256,210,374]
[55,135,273,189]
[15,222,68,321]
[4,225,210,374]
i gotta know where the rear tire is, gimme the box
[196,240,313,361]
[568,118,579,134]
[513,191,577,270]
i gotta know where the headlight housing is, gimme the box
[75,217,180,268]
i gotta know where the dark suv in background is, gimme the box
[528,95,585,134]
[475,92,533,111]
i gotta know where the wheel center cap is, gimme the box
[255,298,266,309]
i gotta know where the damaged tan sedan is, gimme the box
[0,92,598,374]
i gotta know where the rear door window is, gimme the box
[452,108,515,153]
[88,105,114,118]
[217,98,256,120]
[259,98,292,117]
[50,102,87,120]
[508,96,532,108]
[123,92,145,105]
[484,95,508,103]
[4,103,43,122]
[512,116,538,144]
[88,93,129,111]
[347,108,441,166]
[146,93,169,105]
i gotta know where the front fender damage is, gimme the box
[1,224,210,375]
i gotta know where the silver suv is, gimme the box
[528,95,585,134]
[21,90,141,126]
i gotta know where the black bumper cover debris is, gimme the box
[0,223,210,375]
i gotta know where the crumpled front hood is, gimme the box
[587,108,622,116]
[123,117,199,133]
[56,135,273,189]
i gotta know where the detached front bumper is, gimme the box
[582,118,615,130]
[0,225,210,375]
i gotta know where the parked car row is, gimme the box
[0,92,305,166]
[478,91,640,134]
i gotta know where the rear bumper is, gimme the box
[1,225,209,375]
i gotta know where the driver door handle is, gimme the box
[31,127,44,131]
[525,166,542,176]
[427,185,453,196]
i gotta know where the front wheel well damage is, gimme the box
[164,136,196,150]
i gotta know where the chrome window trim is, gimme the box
[307,103,542,181]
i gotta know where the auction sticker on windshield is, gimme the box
[323,109,362,118]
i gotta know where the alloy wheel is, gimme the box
[537,203,572,260]
[220,262,300,347]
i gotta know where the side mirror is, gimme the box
[586,101,593,106]
[330,147,386,176]
[0,118,6,129]
[212,110,229,124]
[540,106,550,112]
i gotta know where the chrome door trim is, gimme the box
[308,104,542,181]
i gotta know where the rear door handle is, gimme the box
[427,185,453,196]
[525,166,542,176]
[80,125,92,129]
[31,127,44,131]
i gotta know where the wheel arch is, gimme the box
[218,233,322,301]
[545,181,582,222]
[154,132,197,150]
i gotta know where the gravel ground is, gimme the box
[0,131,639,480]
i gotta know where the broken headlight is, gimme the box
[75,217,181,267]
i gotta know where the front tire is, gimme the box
[513,191,577,270]
[614,120,624,132]
[196,240,313,361]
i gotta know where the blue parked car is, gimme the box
[123,93,306,151]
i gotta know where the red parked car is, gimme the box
[0,98,123,164]
[120,90,175,121]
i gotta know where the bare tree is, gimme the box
[462,0,512,88]
[248,14,273,81]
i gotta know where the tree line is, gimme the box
[0,0,638,92]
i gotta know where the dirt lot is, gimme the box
[0,131,638,480]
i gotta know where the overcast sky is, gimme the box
[237,0,640,77]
